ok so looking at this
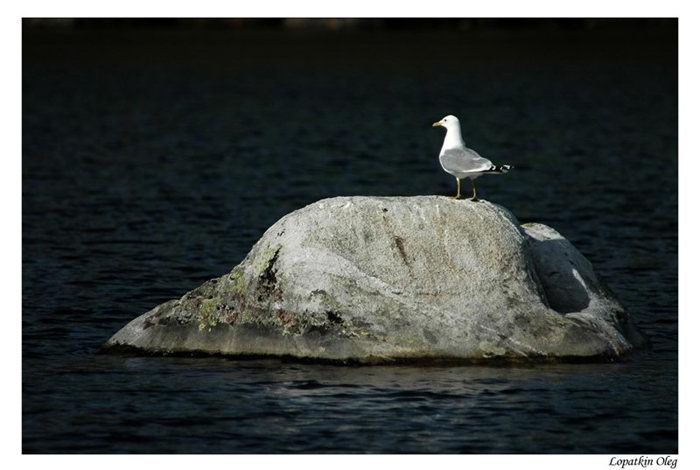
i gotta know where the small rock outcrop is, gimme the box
[103,196,646,363]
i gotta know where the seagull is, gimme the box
[432,115,512,201]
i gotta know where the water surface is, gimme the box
[23,27,677,453]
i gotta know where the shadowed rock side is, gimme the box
[103,196,646,363]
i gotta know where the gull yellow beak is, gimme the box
[432,121,442,128]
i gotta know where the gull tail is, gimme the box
[485,164,512,174]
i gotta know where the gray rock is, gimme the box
[103,196,646,363]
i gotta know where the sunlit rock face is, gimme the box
[103,196,646,363]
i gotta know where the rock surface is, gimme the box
[103,196,646,363]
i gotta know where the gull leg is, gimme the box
[470,179,479,202]
[454,177,461,199]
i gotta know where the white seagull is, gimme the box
[432,115,512,201]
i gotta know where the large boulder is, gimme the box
[102,196,646,363]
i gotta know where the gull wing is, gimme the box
[439,147,493,175]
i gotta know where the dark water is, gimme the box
[23,27,678,453]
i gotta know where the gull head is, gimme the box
[432,115,460,129]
